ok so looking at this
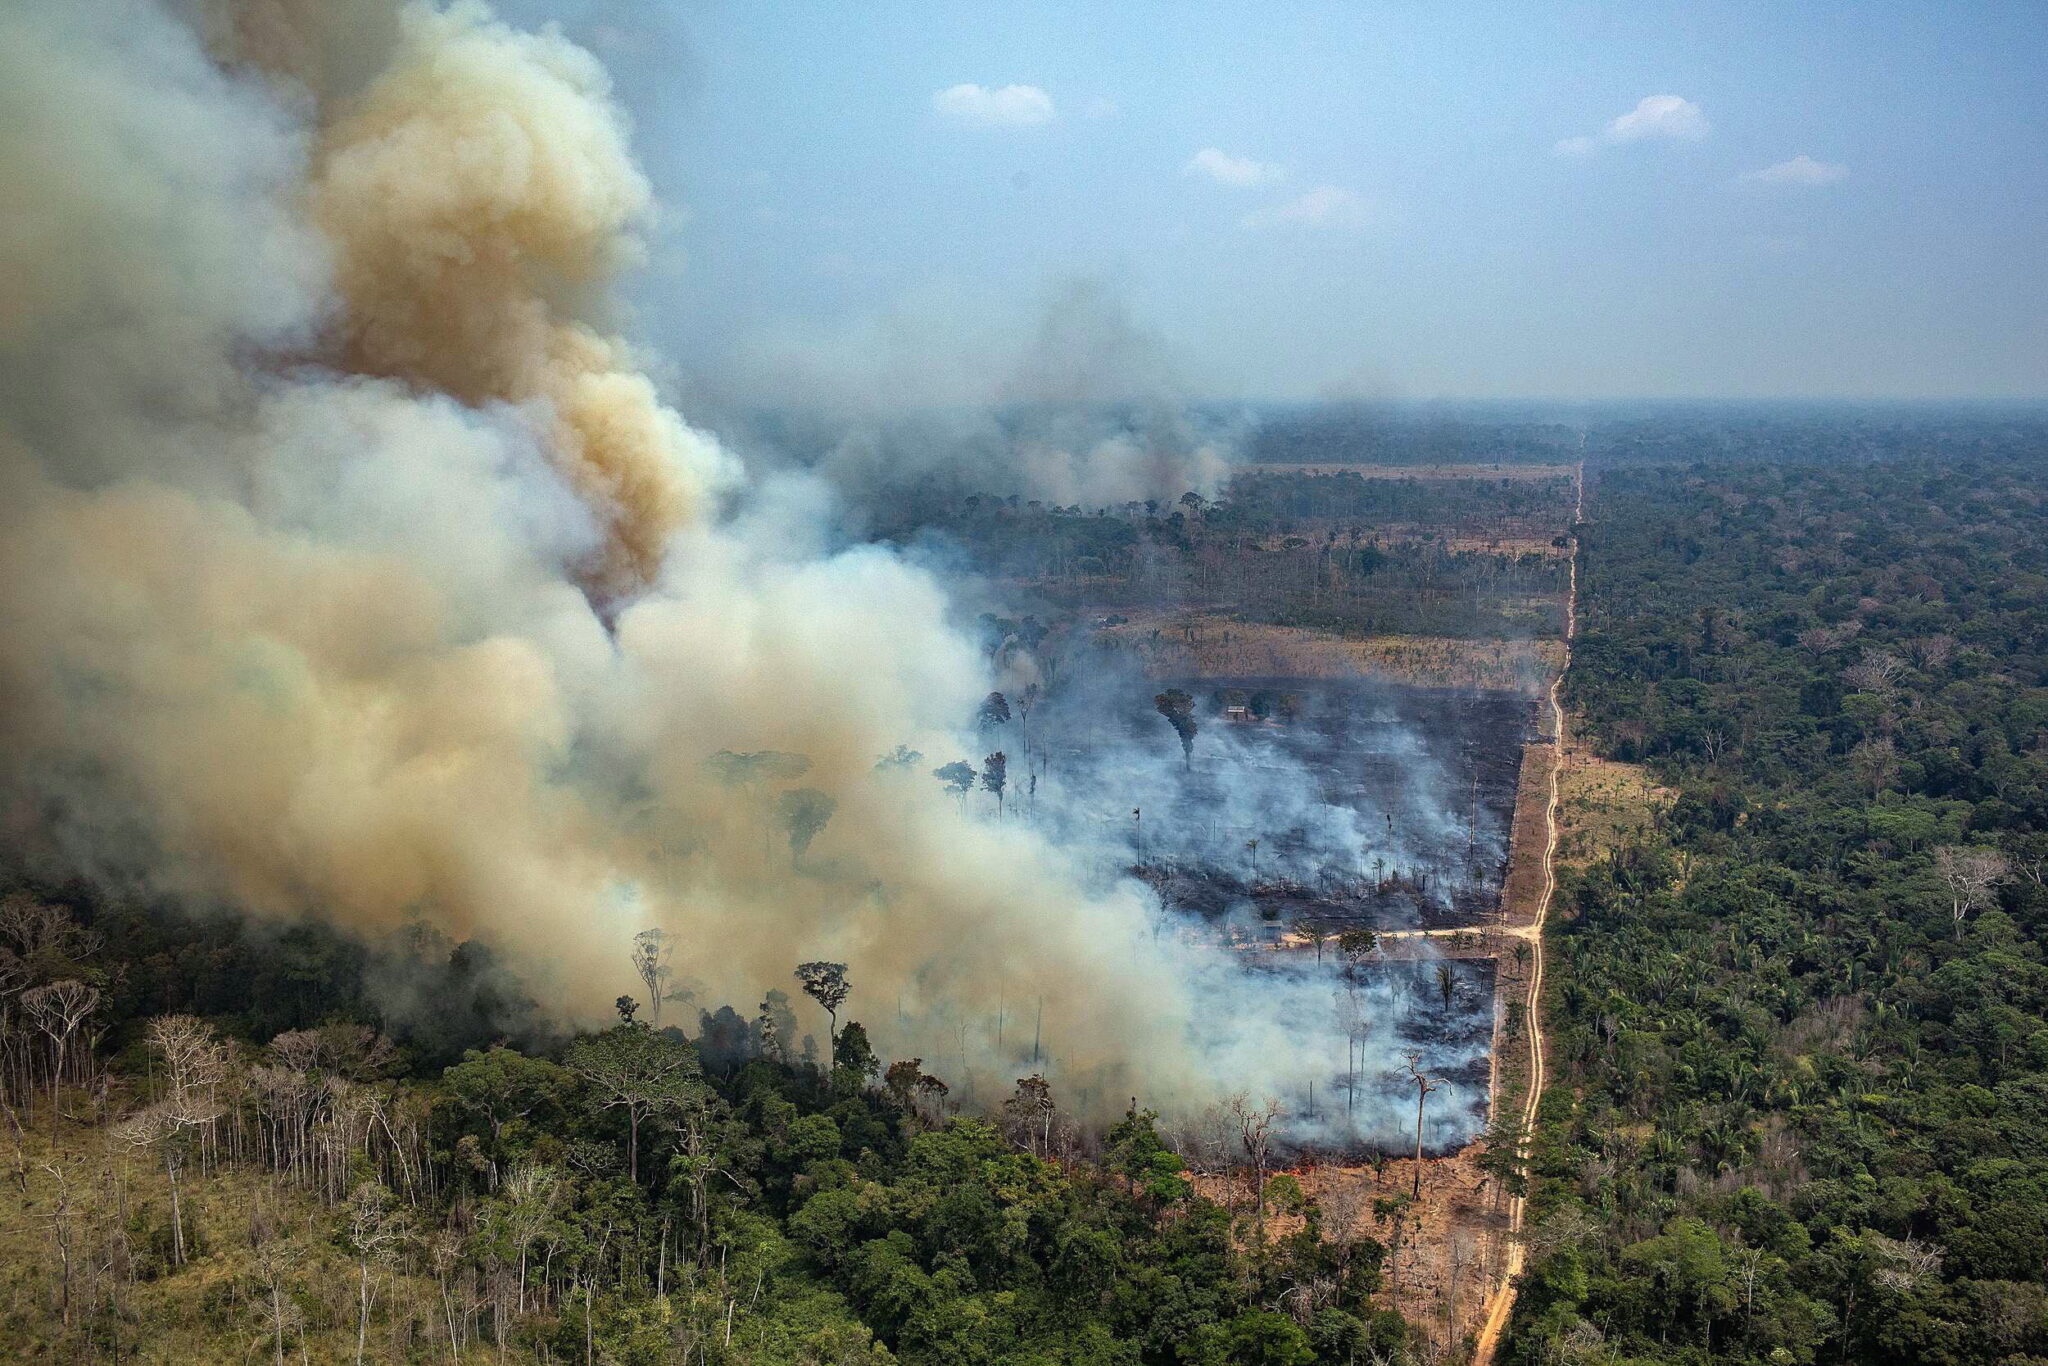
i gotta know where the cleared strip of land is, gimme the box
[1245,462,1577,481]
[1086,613,1564,692]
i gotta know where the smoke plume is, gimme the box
[0,0,1479,1144]
[719,279,1237,518]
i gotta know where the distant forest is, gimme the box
[1242,401,2048,470]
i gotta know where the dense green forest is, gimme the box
[1513,452,2048,1364]
[0,896,1411,1365]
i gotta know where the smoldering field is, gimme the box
[0,0,1510,1152]
[961,667,1521,1153]
[1022,673,1530,930]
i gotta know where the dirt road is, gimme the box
[1470,462,1582,1365]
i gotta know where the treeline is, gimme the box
[1582,405,2048,468]
[1243,407,1577,467]
[1506,452,2048,1363]
[1218,471,1574,531]
[1,895,1415,1365]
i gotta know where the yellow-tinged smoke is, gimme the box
[0,0,1367,1124]
[224,0,726,598]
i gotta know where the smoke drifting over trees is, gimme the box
[0,0,1475,1141]
[713,278,1238,518]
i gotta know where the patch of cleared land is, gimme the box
[1554,754,1675,870]
[1192,1149,1511,1360]
[1247,529,1570,558]
[1087,613,1563,692]
[1246,462,1577,482]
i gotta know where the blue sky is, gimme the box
[543,1,2048,402]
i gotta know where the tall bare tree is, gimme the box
[21,979,99,1132]
[346,1181,408,1366]
[115,1015,228,1266]
[1405,1053,1443,1199]
[1932,844,2012,940]
[1016,683,1041,759]
[630,929,673,1027]
[1226,1092,1282,1234]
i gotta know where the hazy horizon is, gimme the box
[496,0,2048,409]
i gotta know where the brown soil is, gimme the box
[1192,1148,1513,1359]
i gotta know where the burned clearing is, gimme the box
[1248,956,1498,1159]
[1030,676,1534,932]
[1007,670,1529,1155]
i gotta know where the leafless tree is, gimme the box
[1799,622,1861,654]
[1446,1234,1476,1338]
[1699,726,1734,766]
[1932,845,2011,941]
[39,1159,79,1326]
[1869,1233,1944,1293]
[1337,985,1369,1120]
[0,895,101,996]
[1015,683,1040,760]
[114,1015,228,1266]
[1406,1053,1443,1199]
[1842,648,1906,698]
[630,929,673,1027]
[1226,1092,1282,1233]
[21,979,100,1130]
[1732,1244,1768,1321]
[248,1203,304,1366]
[2006,835,2048,890]
[346,1181,409,1366]
[1004,1074,1058,1156]
[1907,633,1957,671]
[495,1162,562,1315]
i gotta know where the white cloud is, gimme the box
[1185,147,1286,188]
[1241,185,1370,231]
[1743,154,1849,186]
[931,83,1056,127]
[1554,94,1709,156]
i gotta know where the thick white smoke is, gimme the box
[0,0,1467,1140]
